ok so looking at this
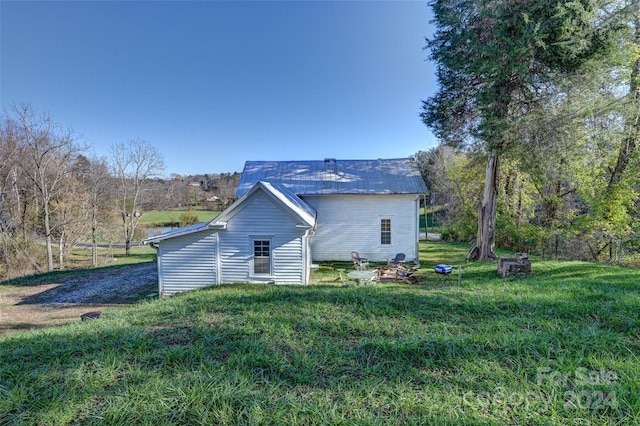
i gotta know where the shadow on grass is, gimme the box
[1,268,89,287]
[1,281,638,424]
[1,241,638,422]
[0,322,53,333]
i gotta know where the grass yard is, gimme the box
[65,245,158,269]
[1,241,639,425]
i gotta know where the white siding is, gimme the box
[158,230,218,296]
[218,191,307,285]
[303,194,420,262]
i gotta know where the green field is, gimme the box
[1,240,638,425]
[138,207,221,227]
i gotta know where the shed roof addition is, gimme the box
[236,158,428,196]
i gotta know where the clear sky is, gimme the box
[1,1,438,176]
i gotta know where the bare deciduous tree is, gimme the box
[8,103,87,271]
[83,156,113,267]
[110,138,165,256]
[52,173,90,269]
[0,120,23,272]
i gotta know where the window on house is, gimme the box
[253,239,271,274]
[380,218,391,245]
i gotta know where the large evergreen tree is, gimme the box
[422,0,620,260]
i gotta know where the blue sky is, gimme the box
[1,1,437,176]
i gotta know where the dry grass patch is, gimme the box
[0,262,157,337]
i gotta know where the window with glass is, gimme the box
[380,218,391,245]
[253,239,271,274]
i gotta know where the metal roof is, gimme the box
[236,158,428,196]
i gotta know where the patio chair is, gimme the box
[351,251,369,270]
[387,253,406,267]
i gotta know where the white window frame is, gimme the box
[380,217,392,245]
[251,236,273,276]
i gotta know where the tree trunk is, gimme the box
[91,219,98,268]
[122,212,131,257]
[476,150,499,261]
[608,19,639,188]
[43,202,54,272]
[125,216,132,257]
[58,238,64,270]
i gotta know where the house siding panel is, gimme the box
[219,192,306,285]
[303,194,419,262]
[158,230,218,296]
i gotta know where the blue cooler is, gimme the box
[434,264,453,274]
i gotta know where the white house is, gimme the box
[144,158,427,296]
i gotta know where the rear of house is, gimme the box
[236,158,428,262]
[146,157,427,296]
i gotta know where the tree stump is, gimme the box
[498,253,531,277]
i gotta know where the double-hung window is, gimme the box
[253,239,271,275]
[380,218,391,245]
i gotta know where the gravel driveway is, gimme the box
[0,262,158,337]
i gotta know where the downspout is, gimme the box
[299,212,317,285]
[302,227,315,285]
[416,195,423,262]
[146,241,163,297]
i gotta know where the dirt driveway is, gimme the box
[0,262,158,337]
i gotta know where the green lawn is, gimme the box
[68,245,158,266]
[1,241,638,425]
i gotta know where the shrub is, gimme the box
[496,215,548,254]
[179,210,200,227]
[442,205,477,242]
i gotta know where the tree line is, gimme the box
[420,0,639,263]
[0,103,239,279]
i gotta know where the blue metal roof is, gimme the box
[236,158,428,196]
